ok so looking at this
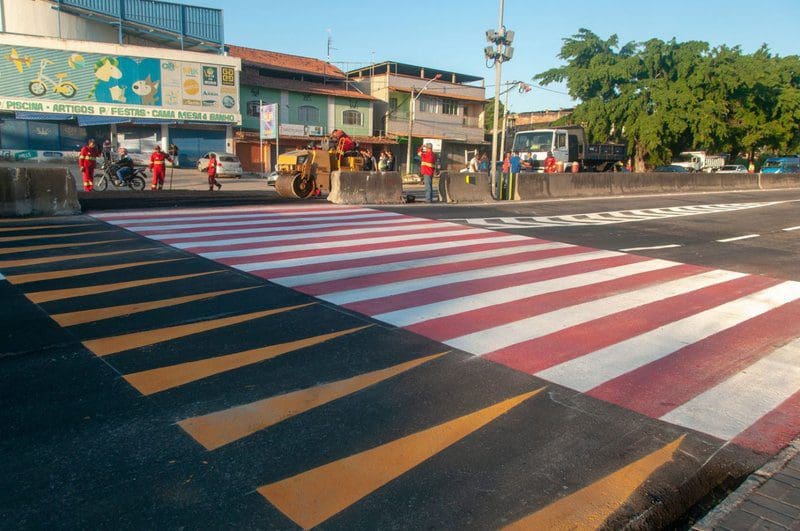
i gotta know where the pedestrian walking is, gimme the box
[168,143,180,167]
[78,138,100,191]
[148,145,172,190]
[207,152,222,191]
[418,142,436,202]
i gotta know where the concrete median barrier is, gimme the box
[327,171,403,204]
[759,172,800,189]
[439,171,495,203]
[0,167,80,217]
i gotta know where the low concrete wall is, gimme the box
[0,167,80,217]
[439,171,495,203]
[327,171,403,204]
[760,173,800,189]
[514,171,766,200]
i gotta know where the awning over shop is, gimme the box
[15,112,74,121]
[77,116,131,127]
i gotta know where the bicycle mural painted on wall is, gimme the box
[28,59,78,98]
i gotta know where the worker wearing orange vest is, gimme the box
[78,139,100,191]
[148,145,172,190]
[417,142,437,202]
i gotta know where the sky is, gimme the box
[206,0,800,113]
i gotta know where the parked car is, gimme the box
[266,171,279,186]
[715,164,748,173]
[196,152,243,178]
[654,165,689,173]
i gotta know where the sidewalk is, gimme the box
[695,438,800,530]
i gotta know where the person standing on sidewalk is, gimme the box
[148,145,172,190]
[207,152,222,191]
[168,143,180,168]
[417,142,437,202]
[78,138,100,191]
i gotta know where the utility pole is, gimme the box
[484,0,514,198]
[404,74,441,177]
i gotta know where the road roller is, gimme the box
[273,147,364,199]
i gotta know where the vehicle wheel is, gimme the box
[60,83,77,98]
[29,81,46,96]
[129,175,146,191]
[274,172,313,198]
[94,175,108,191]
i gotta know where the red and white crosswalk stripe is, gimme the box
[92,205,800,453]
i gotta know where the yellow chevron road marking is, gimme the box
[0,229,116,243]
[503,436,685,530]
[5,258,185,284]
[52,287,257,327]
[179,350,445,450]
[0,238,136,256]
[0,223,93,233]
[0,248,151,269]
[25,270,223,304]
[259,388,544,530]
[85,303,314,357]
[125,326,370,396]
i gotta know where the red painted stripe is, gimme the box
[153,218,432,243]
[484,270,768,375]
[217,231,511,267]
[587,293,800,417]
[732,388,800,454]
[344,253,652,317]
[103,206,369,223]
[182,223,474,254]
[297,244,590,295]
[241,238,537,279]
[408,261,700,341]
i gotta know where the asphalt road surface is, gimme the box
[2,187,799,528]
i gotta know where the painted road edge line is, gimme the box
[717,234,760,243]
[619,244,682,252]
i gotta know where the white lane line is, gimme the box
[717,234,760,243]
[619,244,682,252]
[445,269,744,356]
[126,212,401,232]
[661,336,800,441]
[275,241,571,287]
[237,234,530,272]
[375,259,678,328]
[96,206,372,224]
[320,249,621,305]
[783,226,800,232]
[538,281,800,392]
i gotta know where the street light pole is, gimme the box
[404,74,441,177]
[489,0,504,197]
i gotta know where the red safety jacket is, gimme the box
[208,158,217,176]
[418,149,436,176]
[79,145,100,168]
[149,151,172,169]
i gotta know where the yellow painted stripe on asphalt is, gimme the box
[259,388,544,530]
[0,229,116,243]
[179,350,444,450]
[125,325,369,396]
[0,238,135,256]
[0,223,94,233]
[503,436,685,530]
[25,270,223,304]
[0,248,151,269]
[85,303,315,357]
[52,286,257,327]
[5,258,185,284]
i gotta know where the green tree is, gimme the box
[484,99,505,132]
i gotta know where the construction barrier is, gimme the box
[439,171,495,203]
[0,167,80,217]
[759,173,800,189]
[327,171,403,204]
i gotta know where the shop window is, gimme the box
[298,105,319,124]
[342,110,363,126]
[246,101,261,117]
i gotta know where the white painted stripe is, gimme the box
[320,249,623,305]
[99,207,374,225]
[538,281,800,392]
[717,234,760,243]
[236,234,530,272]
[375,258,679,327]
[446,269,745,356]
[661,336,800,441]
[619,244,682,252]
[163,221,447,247]
[92,205,364,221]
[121,211,398,232]
[783,225,800,232]
[275,241,571,287]
[200,228,492,259]
[0,272,5,280]
[146,216,414,240]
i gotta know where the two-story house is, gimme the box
[347,62,487,173]
[228,45,391,173]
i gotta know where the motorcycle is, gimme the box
[94,161,147,191]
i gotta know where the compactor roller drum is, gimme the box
[274,172,314,198]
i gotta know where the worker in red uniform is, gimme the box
[207,153,221,191]
[544,151,557,173]
[78,139,100,191]
[148,144,172,190]
[417,142,437,202]
[331,129,357,168]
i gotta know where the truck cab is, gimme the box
[511,127,584,171]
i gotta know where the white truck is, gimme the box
[511,125,627,172]
[671,151,727,172]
